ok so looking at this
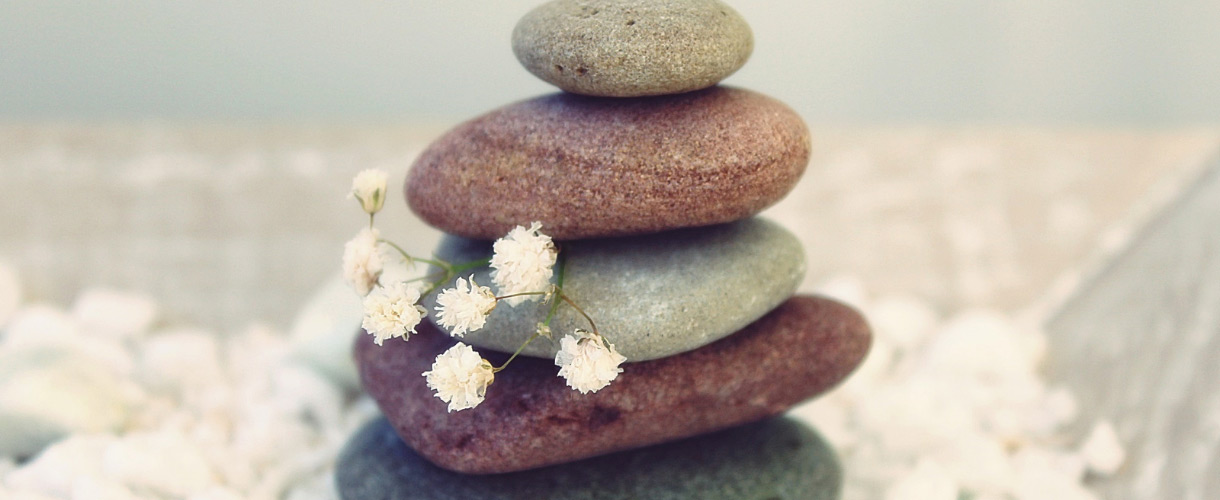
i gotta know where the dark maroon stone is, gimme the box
[355,295,870,474]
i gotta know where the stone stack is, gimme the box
[339,1,871,498]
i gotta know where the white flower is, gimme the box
[555,329,626,394]
[361,282,425,345]
[349,169,388,215]
[434,276,498,337]
[489,221,557,306]
[423,343,495,412]
[343,228,383,296]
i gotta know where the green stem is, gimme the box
[561,294,598,336]
[451,258,491,273]
[496,291,549,301]
[493,331,543,372]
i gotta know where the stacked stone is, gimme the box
[339,1,871,498]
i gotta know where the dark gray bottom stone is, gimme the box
[335,417,842,500]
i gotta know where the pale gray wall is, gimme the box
[2,0,1219,124]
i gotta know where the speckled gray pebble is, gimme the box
[335,417,842,500]
[422,217,805,361]
[512,0,753,97]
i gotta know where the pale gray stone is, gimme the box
[512,0,753,97]
[335,417,841,500]
[421,218,805,361]
[1046,157,1220,499]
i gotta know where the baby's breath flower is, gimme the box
[555,329,626,394]
[349,169,388,215]
[423,343,495,412]
[490,222,557,306]
[535,322,552,339]
[434,276,497,337]
[361,282,426,346]
[343,228,383,296]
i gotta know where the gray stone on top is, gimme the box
[335,416,842,500]
[421,217,805,362]
[512,0,753,97]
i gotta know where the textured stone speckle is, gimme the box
[405,87,810,241]
[355,295,871,474]
[512,0,754,97]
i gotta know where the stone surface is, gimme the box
[288,274,363,389]
[405,87,810,241]
[512,0,753,97]
[356,295,871,474]
[1045,156,1220,500]
[422,217,805,361]
[336,416,842,500]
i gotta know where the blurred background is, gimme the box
[3,0,1220,124]
[3,2,1219,499]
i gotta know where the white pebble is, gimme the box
[5,434,115,498]
[102,430,218,497]
[3,304,80,346]
[0,260,20,329]
[1080,420,1126,476]
[869,294,940,350]
[0,351,131,457]
[288,275,363,390]
[71,475,140,500]
[885,459,959,500]
[188,486,246,500]
[814,274,870,310]
[72,288,157,340]
[138,328,223,395]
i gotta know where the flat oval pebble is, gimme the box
[422,218,805,361]
[355,295,871,474]
[336,417,842,500]
[405,87,811,241]
[512,0,753,97]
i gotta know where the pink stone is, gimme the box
[405,86,810,241]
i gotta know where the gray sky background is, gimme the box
[2,0,1219,124]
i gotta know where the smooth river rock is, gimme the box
[405,87,811,241]
[355,295,871,474]
[512,0,753,97]
[336,416,842,500]
[422,218,805,361]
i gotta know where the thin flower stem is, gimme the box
[561,294,598,336]
[368,213,374,229]
[493,330,543,372]
[495,291,549,301]
[379,240,440,268]
[401,273,442,284]
[451,258,491,273]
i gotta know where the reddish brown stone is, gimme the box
[405,86,811,240]
[355,295,871,474]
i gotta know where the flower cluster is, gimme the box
[556,329,626,394]
[341,170,626,412]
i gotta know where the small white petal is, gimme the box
[349,169,388,215]
[423,343,495,412]
[489,222,557,306]
[434,276,497,337]
[555,329,626,394]
[342,228,383,296]
[361,282,425,345]
[1080,420,1126,476]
